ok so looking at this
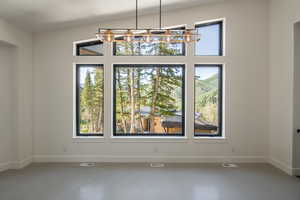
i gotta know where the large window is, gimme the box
[195,20,223,56]
[194,64,222,137]
[76,64,104,136]
[113,27,186,56]
[74,19,226,138]
[76,40,103,56]
[113,64,185,136]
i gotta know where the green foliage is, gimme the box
[82,71,94,110]
[115,39,183,56]
[195,74,219,124]
[115,66,183,133]
[79,68,104,133]
[114,39,184,133]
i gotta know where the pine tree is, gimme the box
[136,68,144,132]
[149,67,161,132]
[129,68,136,133]
[148,66,182,133]
[82,70,95,132]
[116,69,128,133]
[114,38,184,134]
[93,68,104,132]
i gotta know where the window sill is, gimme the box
[72,136,189,143]
[72,136,105,143]
[110,136,188,143]
[192,136,227,143]
[71,136,227,143]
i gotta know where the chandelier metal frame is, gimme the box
[96,0,201,43]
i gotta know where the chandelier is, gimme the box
[96,0,200,43]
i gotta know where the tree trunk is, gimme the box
[129,68,136,133]
[136,69,143,132]
[97,103,103,132]
[89,111,94,132]
[150,68,161,133]
[117,70,128,133]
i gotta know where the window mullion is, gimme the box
[103,42,113,139]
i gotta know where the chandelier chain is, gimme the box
[136,0,138,29]
[159,0,162,29]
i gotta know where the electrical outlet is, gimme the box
[231,147,235,153]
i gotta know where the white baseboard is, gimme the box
[3,155,297,176]
[10,157,33,169]
[0,162,12,172]
[2,155,297,176]
[268,157,293,175]
[292,168,300,176]
[33,155,267,163]
[0,157,32,173]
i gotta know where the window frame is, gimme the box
[76,64,104,137]
[112,64,186,137]
[112,26,187,56]
[75,40,104,56]
[195,20,224,56]
[194,64,223,137]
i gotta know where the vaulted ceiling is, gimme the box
[0,0,225,32]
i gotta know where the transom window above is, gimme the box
[195,20,223,56]
[113,26,186,56]
[113,64,185,136]
[76,40,104,56]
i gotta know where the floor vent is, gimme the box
[80,162,96,167]
[150,163,165,168]
[222,163,238,168]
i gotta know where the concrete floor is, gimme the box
[0,163,299,200]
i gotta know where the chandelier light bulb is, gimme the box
[144,30,152,43]
[164,29,172,43]
[145,35,151,43]
[184,30,192,43]
[125,30,133,42]
[104,30,113,42]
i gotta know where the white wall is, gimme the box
[269,0,300,175]
[33,0,270,163]
[0,0,298,175]
[0,0,297,175]
[0,18,33,171]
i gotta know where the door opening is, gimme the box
[293,21,300,176]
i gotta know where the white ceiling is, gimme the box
[0,0,224,32]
